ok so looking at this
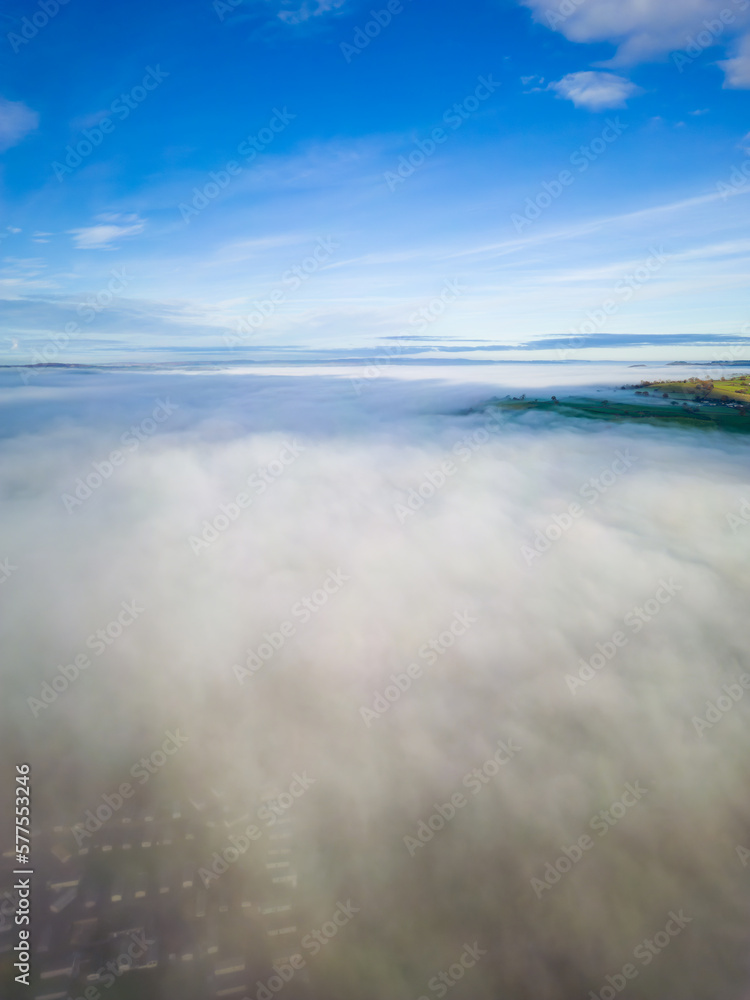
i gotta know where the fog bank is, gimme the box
[2,369,750,999]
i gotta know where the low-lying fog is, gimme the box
[2,365,750,999]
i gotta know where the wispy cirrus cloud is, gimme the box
[68,214,145,250]
[276,0,348,24]
[549,71,642,110]
[219,0,350,26]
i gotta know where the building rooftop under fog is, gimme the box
[0,786,313,1000]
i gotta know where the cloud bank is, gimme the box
[2,369,750,998]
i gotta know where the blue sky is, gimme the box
[1,0,750,363]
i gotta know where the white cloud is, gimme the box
[549,70,642,110]
[521,0,750,87]
[2,257,46,270]
[2,373,750,997]
[276,0,347,24]
[719,33,750,87]
[0,97,38,152]
[68,215,145,250]
[95,211,140,223]
[71,109,114,131]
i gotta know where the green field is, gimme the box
[633,374,750,406]
[481,375,750,433]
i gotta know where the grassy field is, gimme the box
[480,376,750,433]
[632,374,750,406]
